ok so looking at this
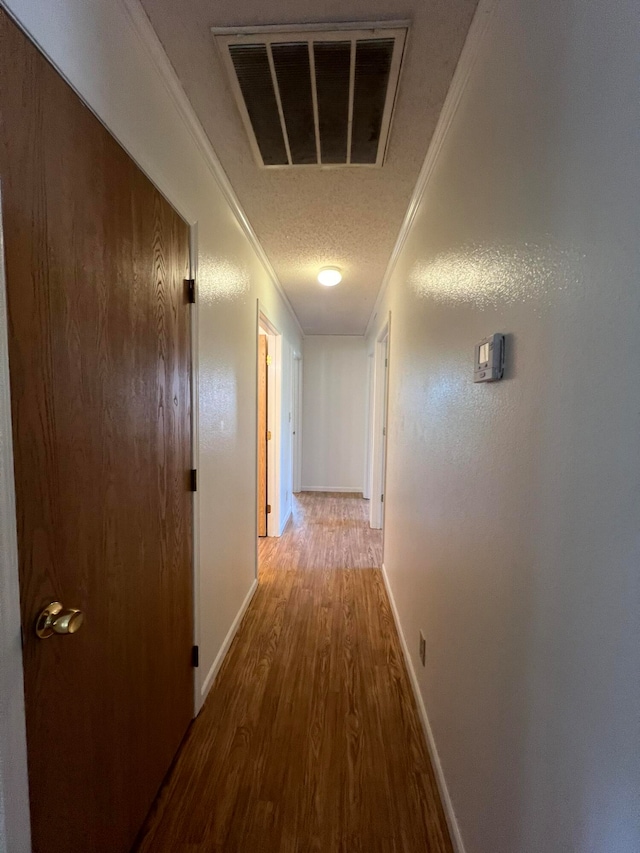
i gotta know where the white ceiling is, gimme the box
[140,0,479,334]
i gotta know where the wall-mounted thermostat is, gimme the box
[474,333,505,382]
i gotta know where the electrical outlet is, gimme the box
[419,631,426,666]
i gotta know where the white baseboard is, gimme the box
[300,486,364,494]
[381,564,466,853]
[198,578,258,708]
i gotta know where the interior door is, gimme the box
[0,12,193,852]
[258,333,268,536]
[292,355,301,494]
[380,339,389,527]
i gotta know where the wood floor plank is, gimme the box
[135,492,453,853]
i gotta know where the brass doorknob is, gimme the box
[35,601,84,639]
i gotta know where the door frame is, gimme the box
[369,318,390,530]
[0,182,32,853]
[257,306,283,540]
[257,329,269,538]
[188,224,202,715]
[292,351,303,494]
[363,351,375,500]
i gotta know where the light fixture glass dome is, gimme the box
[317,267,342,287]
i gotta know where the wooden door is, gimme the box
[0,12,193,853]
[258,334,268,536]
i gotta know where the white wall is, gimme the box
[279,337,295,531]
[367,1,640,852]
[362,352,374,500]
[0,1,302,847]
[302,336,368,493]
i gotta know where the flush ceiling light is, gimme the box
[318,267,342,287]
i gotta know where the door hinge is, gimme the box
[267,504,272,514]
[266,354,272,366]
[185,278,196,304]
[191,645,199,667]
[383,426,386,436]
[385,357,388,367]
[381,494,384,503]
[189,469,197,492]
[267,430,272,440]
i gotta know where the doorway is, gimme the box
[292,352,303,495]
[257,328,269,537]
[257,309,283,540]
[369,320,390,530]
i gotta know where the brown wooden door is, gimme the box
[258,334,268,537]
[0,12,193,853]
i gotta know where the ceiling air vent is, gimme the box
[212,22,409,169]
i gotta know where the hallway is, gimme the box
[136,493,452,852]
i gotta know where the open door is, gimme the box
[0,13,193,852]
[292,353,302,494]
[258,333,268,536]
[379,338,389,527]
[370,322,390,530]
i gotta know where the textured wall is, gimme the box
[368,1,640,850]
[302,336,368,492]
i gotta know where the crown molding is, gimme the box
[119,0,305,340]
[364,0,499,339]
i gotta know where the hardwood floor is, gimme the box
[136,493,453,853]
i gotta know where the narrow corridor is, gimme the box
[136,493,451,852]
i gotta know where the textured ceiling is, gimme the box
[140,0,479,334]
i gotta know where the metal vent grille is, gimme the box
[212,22,409,169]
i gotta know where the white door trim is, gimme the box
[292,353,302,494]
[258,307,283,538]
[363,352,375,500]
[188,223,204,715]
[370,318,390,530]
[0,185,33,853]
